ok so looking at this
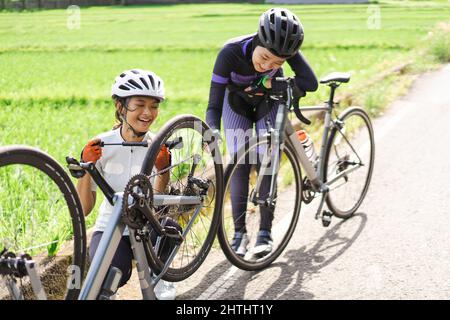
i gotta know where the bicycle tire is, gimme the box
[0,145,86,300]
[323,107,375,218]
[217,136,302,271]
[140,115,223,282]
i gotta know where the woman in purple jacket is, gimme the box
[206,8,318,257]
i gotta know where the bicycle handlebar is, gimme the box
[273,77,311,125]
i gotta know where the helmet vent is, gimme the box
[128,79,142,90]
[119,85,130,91]
[140,77,149,89]
[260,26,267,41]
[288,40,294,49]
[148,75,155,89]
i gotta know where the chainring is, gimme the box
[302,176,315,204]
[122,174,153,230]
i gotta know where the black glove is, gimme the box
[270,78,289,93]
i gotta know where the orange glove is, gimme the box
[155,144,171,171]
[81,138,102,163]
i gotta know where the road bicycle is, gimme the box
[218,72,375,271]
[0,115,223,299]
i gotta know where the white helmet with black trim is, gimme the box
[111,69,165,101]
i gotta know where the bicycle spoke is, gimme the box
[141,117,223,282]
[219,136,301,270]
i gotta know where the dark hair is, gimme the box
[112,96,127,130]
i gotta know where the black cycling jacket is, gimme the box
[206,34,318,130]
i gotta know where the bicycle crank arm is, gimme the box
[131,200,165,236]
[131,197,184,243]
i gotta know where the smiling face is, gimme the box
[252,46,286,73]
[118,96,160,134]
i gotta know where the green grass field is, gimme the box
[1,1,449,155]
[0,0,449,253]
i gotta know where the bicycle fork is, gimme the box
[249,109,286,208]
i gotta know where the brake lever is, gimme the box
[290,82,311,125]
[292,97,312,125]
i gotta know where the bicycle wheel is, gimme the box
[140,115,223,282]
[218,136,302,271]
[0,146,86,300]
[323,107,375,218]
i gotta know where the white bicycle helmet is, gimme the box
[111,69,165,101]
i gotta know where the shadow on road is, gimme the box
[260,212,368,299]
[179,212,367,300]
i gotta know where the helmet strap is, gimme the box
[119,98,147,138]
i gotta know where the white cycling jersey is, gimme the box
[91,127,155,235]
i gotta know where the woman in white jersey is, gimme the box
[76,69,178,300]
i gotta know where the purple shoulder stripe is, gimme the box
[242,38,252,56]
[212,73,229,84]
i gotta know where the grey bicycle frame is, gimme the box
[254,87,362,207]
[78,192,203,300]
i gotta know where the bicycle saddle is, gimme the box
[320,72,351,84]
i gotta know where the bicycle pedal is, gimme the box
[66,157,86,178]
[321,211,333,227]
[264,199,276,210]
[163,226,183,244]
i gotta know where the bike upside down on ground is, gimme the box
[0,115,224,299]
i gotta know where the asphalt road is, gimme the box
[117,63,450,300]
